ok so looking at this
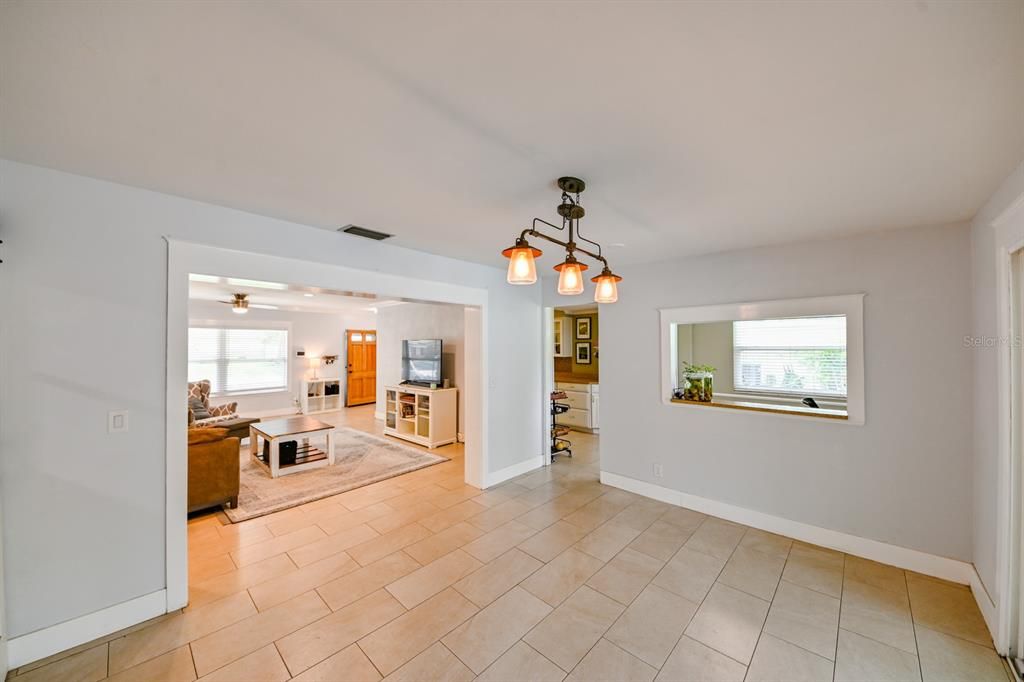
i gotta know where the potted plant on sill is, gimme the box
[678,362,716,403]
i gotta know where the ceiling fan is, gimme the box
[218,293,278,314]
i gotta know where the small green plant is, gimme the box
[682,361,717,375]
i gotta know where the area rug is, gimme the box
[223,427,449,523]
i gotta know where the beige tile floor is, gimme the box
[8,405,1010,682]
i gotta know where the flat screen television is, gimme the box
[402,339,442,385]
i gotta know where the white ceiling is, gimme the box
[187,276,405,314]
[2,1,1022,267]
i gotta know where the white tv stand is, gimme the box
[384,384,458,449]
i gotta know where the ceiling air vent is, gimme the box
[339,224,393,241]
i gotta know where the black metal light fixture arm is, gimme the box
[518,225,609,268]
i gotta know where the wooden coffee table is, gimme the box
[249,416,335,478]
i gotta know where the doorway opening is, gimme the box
[167,240,488,611]
[546,304,600,473]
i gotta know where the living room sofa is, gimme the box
[188,427,240,512]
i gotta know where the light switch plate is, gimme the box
[108,410,129,433]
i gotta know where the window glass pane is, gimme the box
[188,326,288,394]
[733,316,847,397]
[226,359,287,392]
[188,328,220,361]
[224,328,287,361]
[351,333,363,342]
[366,334,376,342]
[187,360,220,391]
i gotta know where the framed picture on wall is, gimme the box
[576,316,592,340]
[575,341,592,364]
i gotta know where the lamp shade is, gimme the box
[591,268,622,303]
[506,247,538,284]
[501,239,542,285]
[554,257,588,296]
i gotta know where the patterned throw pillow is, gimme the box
[189,396,212,421]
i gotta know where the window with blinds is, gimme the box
[733,316,847,398]
[188,327,289,395]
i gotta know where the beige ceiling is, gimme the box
[2,1,1022,266]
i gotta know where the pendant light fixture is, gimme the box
[501,238,542,285]
[554,255,587,295]
[500,176,622,302]
[591,266,622,303]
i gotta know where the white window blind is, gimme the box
[188,327,288,395]
[733,316,847,398]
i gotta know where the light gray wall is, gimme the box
[375,303,466,432]
[970,160,1024,604]
[0,160,543,639]
[678,322,734,391]
[187,301,377,416]
[599,223,974,562]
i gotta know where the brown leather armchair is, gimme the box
[188,427,240,512]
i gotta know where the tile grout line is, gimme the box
[521,639,569,677]
[905,569,926,682]
[183,589,321,679]
[738,532,792,681]
[832,553,846,682]
[354,640,386,679]
[438,637,481,676]
[106,593,259,677]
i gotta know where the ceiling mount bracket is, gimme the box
[557,176,586,194]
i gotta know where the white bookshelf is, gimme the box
[383,385,458,449]
[301,378,343,414]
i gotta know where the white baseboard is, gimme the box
[600,471,974,585]
[374,410,385,421]
[485,455,544,488]
[970,566,1002,652]
[7,590,167,669]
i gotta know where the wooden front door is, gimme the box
[346,329,377,406]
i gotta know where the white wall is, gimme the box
[375,303,466,433]
[188,300,376,416]
[970,161,1024,608]
[0,160,543,641]
[553,223,974,563]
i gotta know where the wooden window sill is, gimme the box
[670,397,848,420]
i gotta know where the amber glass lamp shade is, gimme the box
[502,239,542,285]
[554,256,588,296]
[591,268,622,304]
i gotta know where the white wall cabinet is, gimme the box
[384,385,458,448]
